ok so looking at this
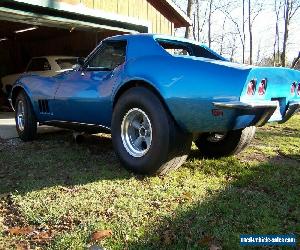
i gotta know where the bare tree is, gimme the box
[218,18,227,55]
[281,0,300,67]
[242,0,246,63]
[221,0,247,63]
[291,51,300,68]
[248,0,263,65]
[207,0,214,47]
[185,0,196,39]
[273,0,282,66]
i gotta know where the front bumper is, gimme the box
[213,100,300,127]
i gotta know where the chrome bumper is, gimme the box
[213,100,300,127]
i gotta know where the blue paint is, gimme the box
[11,34,300,133]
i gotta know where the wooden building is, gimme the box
[0,0,191,77]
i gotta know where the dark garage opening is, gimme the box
[0,19,123,79]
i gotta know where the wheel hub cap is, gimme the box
[121,108,152,158]
[17,100,25,132]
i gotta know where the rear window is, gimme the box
[27,58,51,71]
[157,39,223,61]
[158,41,192,56]
[56,58,78,70]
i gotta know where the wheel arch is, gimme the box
[113,80,176,124]
[11,85,32,109]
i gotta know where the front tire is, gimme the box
[15,91,37,141]
[194,126,256,158]
[112,87,192,175]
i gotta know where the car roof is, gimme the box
[105,34,205,46]
[104,34,227,61]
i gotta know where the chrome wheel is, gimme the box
[121,108,152,158]
[207,133,226,143]
[17,100,25,132]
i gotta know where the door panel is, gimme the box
[53,40,127,127]
[53,70,114,125]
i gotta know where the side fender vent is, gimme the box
[38,100,50,114]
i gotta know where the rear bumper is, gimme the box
[213,100,300,127]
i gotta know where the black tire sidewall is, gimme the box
[15,91,37,141]
[195,127,255,158]
[112,87,171,174]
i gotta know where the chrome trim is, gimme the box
[213,100,278,127]
[45,120,111,131]
[213,101,278,109]
[16,100,25,131]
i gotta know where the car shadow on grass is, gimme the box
[0,130,133,194]
[128,150,300,249]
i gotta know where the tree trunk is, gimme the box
[291,51,300,68]
[185,0,195,39]
[208,0,213,48]
[281,0,290,67]
[248,0,253,65]
[242,0,246,63]
[219,18,226,55]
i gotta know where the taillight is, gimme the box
[247,80,256,96]
[258,79,267,96]
[291,82,296,95]
[297,83,300,96]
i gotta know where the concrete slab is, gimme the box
[0,112,64,139]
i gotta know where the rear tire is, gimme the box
[15,91,37,141]
[112,87,192,175]
[194,126,256,158]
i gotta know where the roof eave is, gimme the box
[163,0,192,28]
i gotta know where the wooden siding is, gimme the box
[57,0,174,34]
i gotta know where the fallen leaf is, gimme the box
[32,231,52,243]
[8,226,34,236]
[91,230,113,242]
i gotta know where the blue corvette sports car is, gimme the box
[10,34,300,175]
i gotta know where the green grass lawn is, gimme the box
[0,115,299,249]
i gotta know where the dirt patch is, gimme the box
[237,151,269,163]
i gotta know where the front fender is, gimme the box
[10,82,34,110]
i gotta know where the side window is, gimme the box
[27,58,51,71]
[87,41,127,71]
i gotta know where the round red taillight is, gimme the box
[291,82,297,95]
[247,80,256,96]
[258,79,267,96]
[297,83,300,96]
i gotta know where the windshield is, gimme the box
[157,39,224,61]
[56,58,78,70]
